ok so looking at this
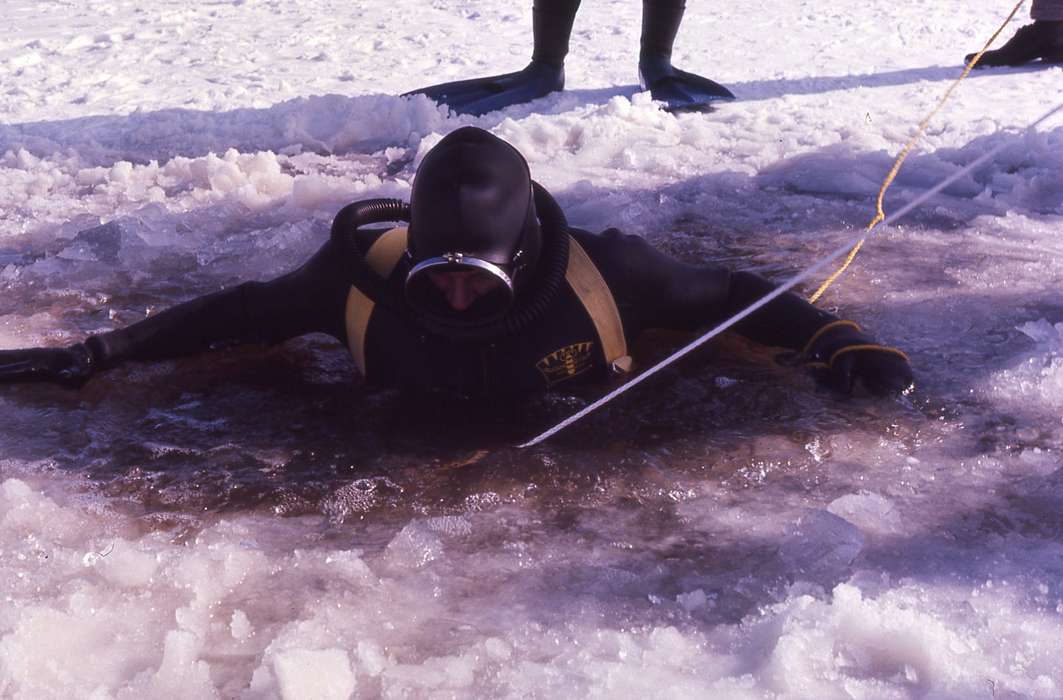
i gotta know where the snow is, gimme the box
[2,0,1063,697]
[989,320,1063,408]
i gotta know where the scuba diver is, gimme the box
[0,127,912,407]
[404,0,735,115]
[965,0,1063,67]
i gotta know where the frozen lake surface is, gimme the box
[2,1,1062,697]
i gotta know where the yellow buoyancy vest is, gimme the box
[344,227,630,378]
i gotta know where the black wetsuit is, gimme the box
[83,222,836,396]
[1,125,910,396]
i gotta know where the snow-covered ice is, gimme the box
[2,0,1063,697]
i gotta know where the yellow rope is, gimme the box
[827,344,911,367]
[800,319,862,357]
[808,0,1028,304]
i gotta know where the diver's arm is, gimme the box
[715,268,837,348]
[710,270,910,394]
[578,228,912,394]
[1,239,350,387]
[88,239,350,368]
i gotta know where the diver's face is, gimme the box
[425,269,506,311]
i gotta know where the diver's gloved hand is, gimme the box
[403,60,565,117]
[0,343,95,388]
[638,53,735,111]
[802,320,913,396]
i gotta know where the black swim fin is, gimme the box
[964,20,1063,67]
[403,60,565,117]
[638,0,735,111]
[405,0,579,116]
[638,54,735,112]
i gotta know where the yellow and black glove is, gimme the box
[801,320,913,396]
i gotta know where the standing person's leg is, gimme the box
[404,0,580,116]
[638,0,735,110]
[965,1,1063,67]
[533,0,582,67]
[1032,0,1063,21]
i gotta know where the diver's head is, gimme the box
[405,127,542,328]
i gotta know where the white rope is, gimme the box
[518,101,1063,449]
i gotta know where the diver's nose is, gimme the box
[446,277,475,311]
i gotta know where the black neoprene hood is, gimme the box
[407,127,542,273]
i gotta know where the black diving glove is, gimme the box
[801,320,913,396]
[0,343,95,388]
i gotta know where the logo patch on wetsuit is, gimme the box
[536,342,595,386]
